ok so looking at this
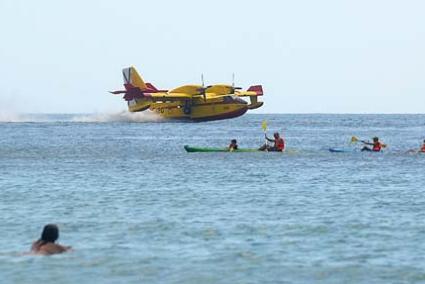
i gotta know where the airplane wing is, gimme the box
[235,91,259,97]
[205,85,233,95]
[144,92,194,101]
[203,85,263,97]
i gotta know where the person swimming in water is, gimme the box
[228,139,238,151]
[31,224,71,255]
[259,132,285,152]
[361,137,383,152]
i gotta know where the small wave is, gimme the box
[71,111,163,123]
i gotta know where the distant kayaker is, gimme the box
[361,137,383,152]
[421,140,425,153]
[229,139,238,151]
[259,132,285,152]
[31,224,72,255]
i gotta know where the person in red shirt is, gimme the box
[259,132,285,152]
[361,137,382,152]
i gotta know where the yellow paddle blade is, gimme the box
[382,143,387,148]
[261,120,267,132]
[351,136,359,143]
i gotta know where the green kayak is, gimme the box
[184,145,259,153]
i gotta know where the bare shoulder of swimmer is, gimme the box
[38,243,72,255]
[31,240,46,252]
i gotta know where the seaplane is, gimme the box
[110,66,264,122]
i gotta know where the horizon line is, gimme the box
[7,112,425,115]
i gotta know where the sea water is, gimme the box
[0,113,424,283]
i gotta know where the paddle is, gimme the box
[351,136,387,148]
[262,120,268,152]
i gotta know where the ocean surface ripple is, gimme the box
[1,113,425,283]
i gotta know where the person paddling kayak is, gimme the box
[228,139,238,151]
[361,137,383,152]
[259,132,285,152]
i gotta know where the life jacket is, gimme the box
[372,142,382,152]
[421,144,425,153]
[275,138,285,151]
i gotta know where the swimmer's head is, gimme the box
[41,224,59,243]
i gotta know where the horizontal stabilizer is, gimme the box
[109,90,127,94]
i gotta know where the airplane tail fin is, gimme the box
[246,85,264,110]
[247,85,263,96]
[122,66,147,90]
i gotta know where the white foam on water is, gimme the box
[0,111,163,123]
[71,111,164,123]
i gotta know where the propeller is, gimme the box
[230,73,242,94]
[197,73,207,101]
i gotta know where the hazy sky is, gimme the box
[0,0,424,113]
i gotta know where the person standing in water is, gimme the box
[259,132,285,152]
[31,224,71,255]
[361,137,383,152]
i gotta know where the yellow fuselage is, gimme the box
[128,95,248,122]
